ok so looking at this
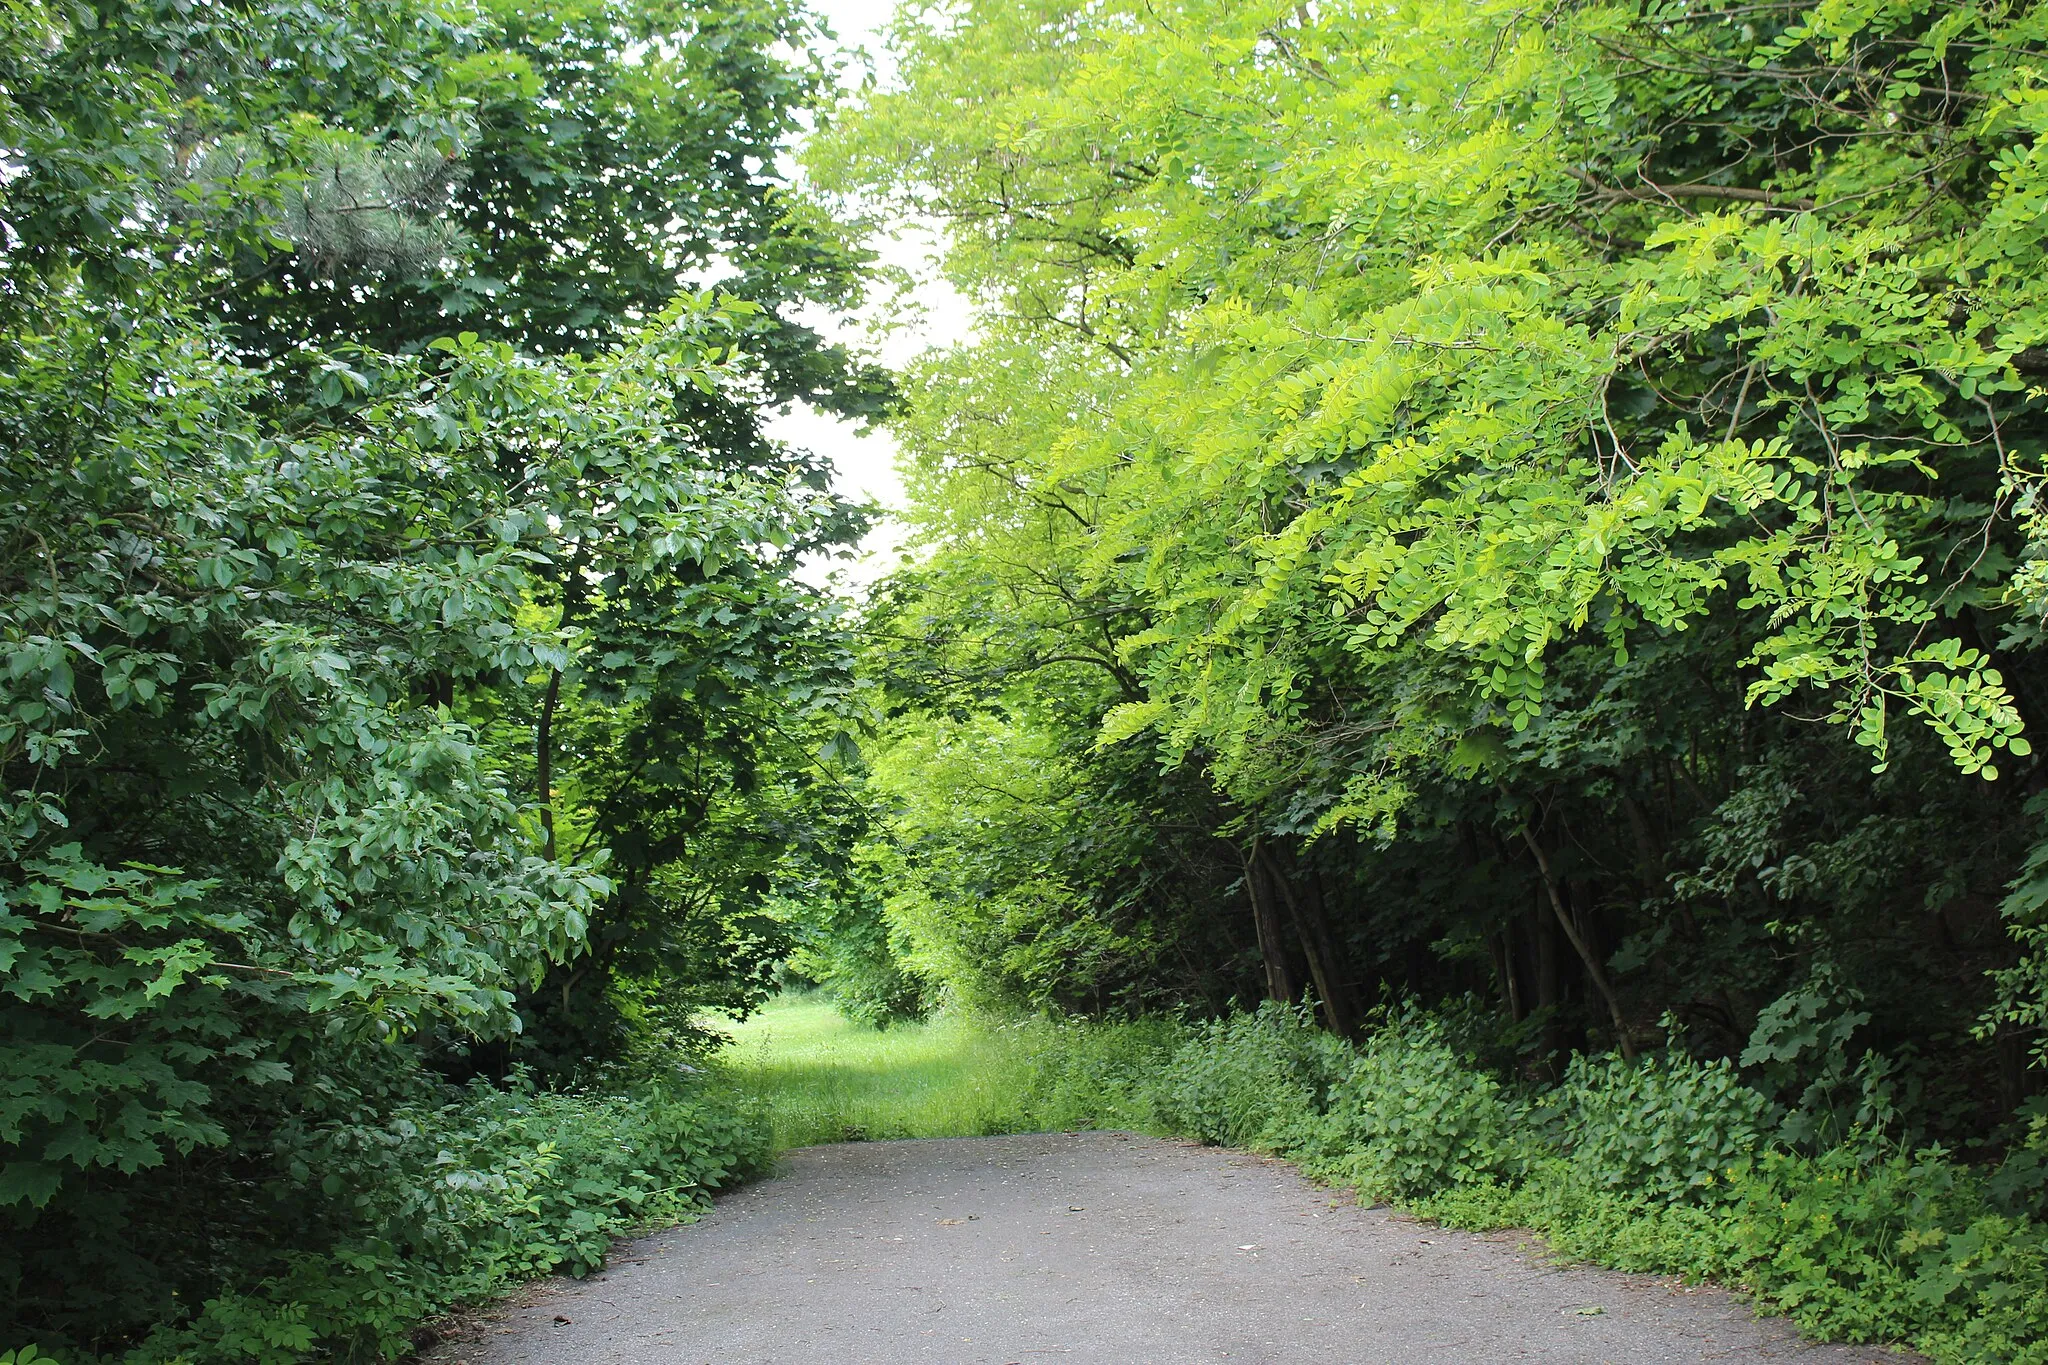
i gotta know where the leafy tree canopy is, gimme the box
[811,0,2048,1135]
[0,0,883,1348]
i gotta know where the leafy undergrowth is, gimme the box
[30,1078,771,1365]
[50,992,2045,1362]
[1011,1004,2048,1365]
[711,992,1050,1149]
[27,992,1081,1365]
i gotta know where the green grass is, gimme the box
[710,993,1046,1150]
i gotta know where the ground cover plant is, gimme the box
[120,1078,772,1364]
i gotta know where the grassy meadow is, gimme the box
[710,994,1052,1150]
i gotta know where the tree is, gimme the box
[818,0,2048,1124]
[0,0,881,1347]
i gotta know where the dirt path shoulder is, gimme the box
[429,1131,1902,1365]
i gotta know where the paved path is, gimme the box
[430,1132,1900,1365]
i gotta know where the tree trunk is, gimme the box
[537,667,561,862]
[1998,1025,2039,1115]
[1494,922,1524,1022]
[537,546,589,866]
[1521,825,1636,1061]
[1533,894,1562,1076]
[1262,845,1358,1037]
[1620,793,1663,899]
[1244,841,1297,1005]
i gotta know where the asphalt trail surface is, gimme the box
[431,1131,1900,1365]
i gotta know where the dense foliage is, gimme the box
[126,1077,771,1363]
[1015,1006,2048,1363]
[14,0,2048,1353]
[810,0,2048,1143]
[0,0,876,1354]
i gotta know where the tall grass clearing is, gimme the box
[709,993,1045,1150]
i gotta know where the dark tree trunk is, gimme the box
[1523,825,1636,1061]
[1534,895,1559,1013]
[1244,841,1297,1005]
[537,667,561,862]
[1262,844,1358,1037]
[1998,1026,2039,1115]
[537,547,588,867]
[1494,921,1524,1022]
[1532,891,1562,1075]
[1621,793,1663,898]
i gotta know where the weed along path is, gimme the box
[431,1131,1896,1365]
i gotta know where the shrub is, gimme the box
[104,1077,770,1365]
[1419,1164,1741,1278]
[1152,1003,1351,1150]
[1728,1147,2048,1361]
[1015,1017,1184,1132]
[1560,1052,1778,1206]
[1300,1014,1529,1201]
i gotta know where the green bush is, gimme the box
[1151,1003,1351,1150]
[1560,1052,1778,1206]
[105,1077,769,1365]
[1014,1017,1184,1132]
[1299,1014,1529,1201]
[1419,1164,1742,1277]
[1729,1147,2048,1362]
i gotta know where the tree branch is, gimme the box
[1569,168,1816,211]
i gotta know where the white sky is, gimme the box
[771,0,972,592]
